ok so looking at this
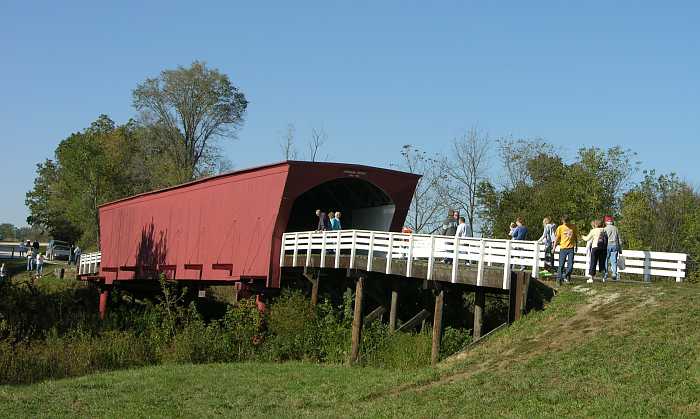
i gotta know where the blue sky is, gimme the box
[1,1,698,226]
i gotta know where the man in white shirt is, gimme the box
[455,217,471,265]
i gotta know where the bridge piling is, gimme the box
[349,276,365,365]
[431,289,445,366]
[389,280,398,333]
[473,288,485,339]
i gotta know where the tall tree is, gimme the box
[279,123,298,160]
[440,127,491,235]
[132,61,248,182]
[397,145,445,233]
[496,136,555,188]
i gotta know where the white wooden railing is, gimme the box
[78,251,101,276]
[281,230,688,287]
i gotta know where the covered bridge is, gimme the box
[94,161,420,288]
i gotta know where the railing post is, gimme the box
[406,235,414,277]
[477,239,486,287]
[320,231,327,268]
[367,232,375,271]
[292,233,299,267]
[350,231,357,269]
[451,237,459,283]
[427,236,436,280]
[279,234,287,267]
[335,231,341,269]
[676,256,684,283]
[532,241,540,279]
[305,232,313,268]
[487,242,492,267]
[503,240,512,289]
[386,233,394,275]
[644,253,651,282]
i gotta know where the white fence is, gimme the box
[281,230,687,287]
[78,252,101,276]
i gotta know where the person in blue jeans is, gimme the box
[554,215,578,285]
[603,215,623,280]
[511,217,529,271]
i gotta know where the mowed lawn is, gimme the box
[1,282,699,418]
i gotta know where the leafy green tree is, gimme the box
[478,146,634,240]
[133,61,248,182]
[26,115,178,248]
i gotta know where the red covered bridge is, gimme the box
[91,161,420,289]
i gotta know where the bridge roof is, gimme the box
[100,160,420,209]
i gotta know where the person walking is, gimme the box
[442,210,459,263]
[603,216,623,281]
[455,216,471,265]
[32,240,40,255]
[538,217,557,270]
[74,245,82,268]
[554,215,578,285]
[441,209,459,236]
[27,248,34,271]
[35,253,45,278]
[581,220,608,283]
[0,263,6,283]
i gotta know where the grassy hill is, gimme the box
[1,280,699,418]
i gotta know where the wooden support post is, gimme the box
[311,275,319,306]
[98,287,109,320]
[431,289,445,366]
[304,271,320,306]
[349,276,365,365]
[508,271,529,323]
[389,283,399,333]
[473,288,485,340]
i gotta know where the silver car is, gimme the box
[47,240,71,261]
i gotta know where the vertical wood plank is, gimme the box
[427,236,436,280]
[503,240,512,289]
[431,289,445,366]
[473,288,485,340]
[389,284,399,333]
[349,276,365,365]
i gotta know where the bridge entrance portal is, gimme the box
[285,178,395,232]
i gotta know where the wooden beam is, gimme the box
[363,306,386,325]
[389,286,399,333]
[431,290,445,366]
[508,271,529,323]
[303,271,320,306]
[349,276,365,365]
[396,309,430,333]
[473,288,485,340]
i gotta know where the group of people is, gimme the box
[441,209,473,239]
[531,215,623,285]
[315,209,342,231]
[23,240,45,278]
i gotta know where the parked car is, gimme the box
[47,239,71,261]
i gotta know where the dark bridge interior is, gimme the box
[285,178,395,232]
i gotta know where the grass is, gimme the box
[1,280,698,418]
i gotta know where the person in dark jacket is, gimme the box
[315,209,331,231]
[442,209,459,263]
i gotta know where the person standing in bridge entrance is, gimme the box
[555,215,578,285]
[331,211,342,230]
[315,209,330,231]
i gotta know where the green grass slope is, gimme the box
[1,282,699,418]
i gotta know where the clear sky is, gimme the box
[1,1,698,226]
